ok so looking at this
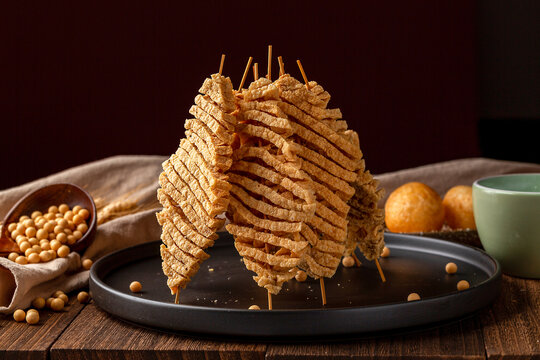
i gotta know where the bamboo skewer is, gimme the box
[375,258,386,282]
[352,251,362,267]
[253,63,259,81]
[268,290,273,310]
[267,45,272,80]
[218,54,225,76]
[175,291,179,304]
[238,56,253,91]
[320,278,327,306]
[296,59,310,90]
[278,56,285,76]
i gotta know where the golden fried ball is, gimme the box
[442,185,476,230]
[385,182,445,233]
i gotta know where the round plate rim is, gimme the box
[90,233,501,336]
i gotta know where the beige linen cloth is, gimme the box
[1,155,539,314]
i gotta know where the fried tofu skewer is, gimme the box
[227,62,314,306]
[346,175,386,281]
[158,54,237,302]
[296,59,327,307]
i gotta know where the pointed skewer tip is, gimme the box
[375,258,386,283]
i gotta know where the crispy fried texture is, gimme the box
[158,70,384,296]
[274,74,370,279]
[226,79,314,295]
[345,170,385,260]
[158,73,236,295]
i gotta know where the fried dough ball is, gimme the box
[385,182,445,233]
[442,185,476,230]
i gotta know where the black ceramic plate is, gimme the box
[90,232,500,337]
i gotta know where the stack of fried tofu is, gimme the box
[158,69,385,297]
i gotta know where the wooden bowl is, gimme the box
[2,183,97,254]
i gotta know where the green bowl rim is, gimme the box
[473,173,540,195]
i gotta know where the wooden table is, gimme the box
[1,230,539,360]
[1,273,538,360]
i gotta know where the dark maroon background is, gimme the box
[1,1,478,190]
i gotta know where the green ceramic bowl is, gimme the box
[473,174,540,278]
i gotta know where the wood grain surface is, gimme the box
[266,318,485,360]
[1,272,539,360]
[50,303,267,360]
[480,276,540,360]
[0,297,84,360]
